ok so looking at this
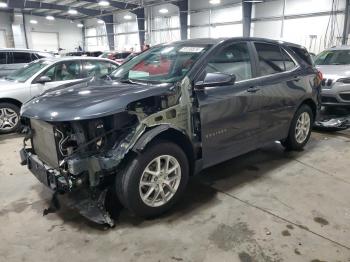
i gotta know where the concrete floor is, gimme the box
[0,130,350,262]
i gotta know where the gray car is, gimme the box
[0,57,118,133]
[0,48,54,78]
[315,46,350,106]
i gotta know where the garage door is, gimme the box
[0,30,6,48]
[31,32,59,52]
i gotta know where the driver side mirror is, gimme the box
[194,72,236,90]
[36,75,52,84]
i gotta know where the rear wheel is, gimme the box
[282,104,313,151]
[0,103,20,134]
[116,140,189,218]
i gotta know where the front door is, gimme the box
[196,42,262,168]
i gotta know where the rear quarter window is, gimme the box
[290,47,313,66]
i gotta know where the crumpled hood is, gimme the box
[21,79,173,122]
[316,65,350,80]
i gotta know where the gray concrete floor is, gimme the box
[0,130,350,262]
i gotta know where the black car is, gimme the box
[19,38,321,226]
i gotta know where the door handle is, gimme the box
[247,87,260,93]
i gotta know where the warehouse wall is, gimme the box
[252,0,346,53]
[0,12,14,48]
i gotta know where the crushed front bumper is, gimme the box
[20,148,115,227]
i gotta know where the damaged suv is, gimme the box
[20,38,321,226]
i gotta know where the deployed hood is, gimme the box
[21,79,174,122]
[316,65,350,79]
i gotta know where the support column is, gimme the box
[132,8,146,49]
[343,0,350,45]
[174,0,188,40]
[101,15,115,51]
[242,1,252,37]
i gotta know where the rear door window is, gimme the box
[255,43,285,76]
[0,52,7,64]
[42,61,81,81]
[82,60,118,78]
[281,48,297,71]
[12,52,32,63]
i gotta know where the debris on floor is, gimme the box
[314,106,350,131]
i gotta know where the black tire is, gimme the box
[282,104,314,151]
[0,103,20,134]
[116,140,189,218]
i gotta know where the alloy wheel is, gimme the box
[295,112,311,144]
[0,107,19,132]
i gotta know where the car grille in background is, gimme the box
[31,119,59,168]
[339,93,350,101]
[321,78,333,88]
[321,96,338,103]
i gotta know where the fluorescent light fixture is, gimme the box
[244,0,263,2]
[0,2,8,8]
[159,8,168,14]
[98,19,104,24]
[46,15,55,20]
[124,14,132,20]
[77,23,84,28]
[209,0,221,4]
[30,19,38,24]
[68,9,78,15]
[98,0,110,6]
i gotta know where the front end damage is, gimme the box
[20,77,197,226]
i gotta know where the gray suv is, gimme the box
[315,46,350,106]
[0,49,53,78]
[19,38,321,226]
[0,57,118,133]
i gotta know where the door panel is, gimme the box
[196,42,262,168]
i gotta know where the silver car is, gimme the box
[315,46,350,106]
[0,57,118,134]
[0,49,54,78]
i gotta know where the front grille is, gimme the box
[31,119,59,168]
[321,96,338,103]
[321,78,333,88]
[339,93,350,101]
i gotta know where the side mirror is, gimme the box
[36,75,52,84]
[194,72,236,90]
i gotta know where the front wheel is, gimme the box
[116,140,189,218]
[282,104,313,151]
[0,103,20,134]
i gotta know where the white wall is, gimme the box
[24,15,83,52]
[0,12,14,48]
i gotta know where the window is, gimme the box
[42,61,81,81]
[12,52,32,63]
[290,47,312,66]
[281,48,297,71]
[83,61,118,78]
[0,52,6,64]
[255,43,285,76]
[205,42,252,82]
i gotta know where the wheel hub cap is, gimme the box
[295,112,311,144]
[139,155,181,207]
[0,108,19,131]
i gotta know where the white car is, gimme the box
[0,57,118,134]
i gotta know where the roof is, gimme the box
[0,48,52,53]
[39,56,119,63]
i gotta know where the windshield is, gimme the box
[110,44,212,84]
[315,50,350,65]
[5,60,50,82]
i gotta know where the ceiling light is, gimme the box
[159,8,168,14]
[77,23,84,28]
[98,0,110,6]
[46,15,55,20]
[124,14,132,20]
[30,19,38,24]
[0,2,8,8]
[68,9,78,15]
[209,0,221,4]
[98,19,104,24]
[244,0,263,2]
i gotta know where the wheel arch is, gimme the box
[0,98,22,109]
[132,125,196,176]
[299,98,317,120]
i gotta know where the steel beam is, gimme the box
[242,1,252,37]
[174,0,188,40]
[101,15,115,50]
[80,0,138,10]
[131,8,146,48]
[343,0,350,45]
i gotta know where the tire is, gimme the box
[0,103,20,134]
[116,140,189,218]
[282,104,314,151]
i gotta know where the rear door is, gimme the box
[196,41,262,168]
[30,60,83,96]
[252,42,302,144]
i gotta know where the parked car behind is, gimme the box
[99,51,132,65]
[19,38,321,226]
[65,51,103,57]
[315,46,350,107]
[0,57,118,134]
[0,49,53,78]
